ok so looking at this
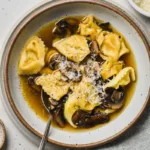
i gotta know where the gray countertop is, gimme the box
[0,0,149,149]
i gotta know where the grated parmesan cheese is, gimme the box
[134,0,150,12]
[83,60,108,103]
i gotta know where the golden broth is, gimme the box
[19,16,137,132]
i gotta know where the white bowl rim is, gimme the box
[1,0,150,148]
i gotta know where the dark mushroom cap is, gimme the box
[88,40,100,60]
[53,106,66,128]
[49,97,59,106]
[98,22,112,32]
[52,18,79,37]
[104,87,125,110]
[48,53,62,70]
[72,109,109,128]
[41,90,68,128]
[59,59,82,82]
[28,76,41,93]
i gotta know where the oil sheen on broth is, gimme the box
[19,16,137,132]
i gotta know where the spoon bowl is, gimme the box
[39,90,52,150]
[41,90,51,114]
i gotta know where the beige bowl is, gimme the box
[0,0,150,148]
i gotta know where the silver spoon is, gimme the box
[38,90,53,150]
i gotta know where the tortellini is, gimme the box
[101,60,124,80]
[119,39,130,58]
[18,36,47,75]
[53,35,90,63]
[39,67,53,75]
[35,71,70,100]
[105,67,136,89]
[96,31,110,47]
[96,32,129,60]
[78,15,102,39]
[18,15,137,129]
[64,76,101,128]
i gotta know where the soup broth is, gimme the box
[19,16,137,132]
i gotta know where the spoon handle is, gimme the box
[38,116,51,150]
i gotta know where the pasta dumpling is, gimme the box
[18,15,137,129]
[64,76,100,128]
[101,60,124,80]
[39,67,53,75]
[105,67,136,89]
[53,35,90,63]
[78,15,102,39]
[96,31,110,47]
[119,39,130,58]
[18,36,47,75]
[35,71,70,100]
[97,32,129,60]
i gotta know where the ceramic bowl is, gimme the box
[128,0,150,17]
[0,120,6,149]
[1,0,150,148]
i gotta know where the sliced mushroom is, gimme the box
[60,93,70,103]
[48,53,62,70]
[53,20,71,37]
[84,60,101,81]
[59,58,82,82]
[52,18,79,37]
[53,107,66,128]
[103,87,125,110]
[52,93,71,127]
[41,90,68,127]
[41,90,58,112]
[50,104,55,110]
[28,76,41,93]
[49,97,59,106]
[89,40,100,60]
[61,69,81,82]
[41,90,52,112]
[98,22,112,32]
[72,109,109,128]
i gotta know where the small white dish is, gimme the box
[128,0,150,17]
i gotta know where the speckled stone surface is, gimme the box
[0,0,149,150]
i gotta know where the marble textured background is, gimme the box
[0,0,149,149]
